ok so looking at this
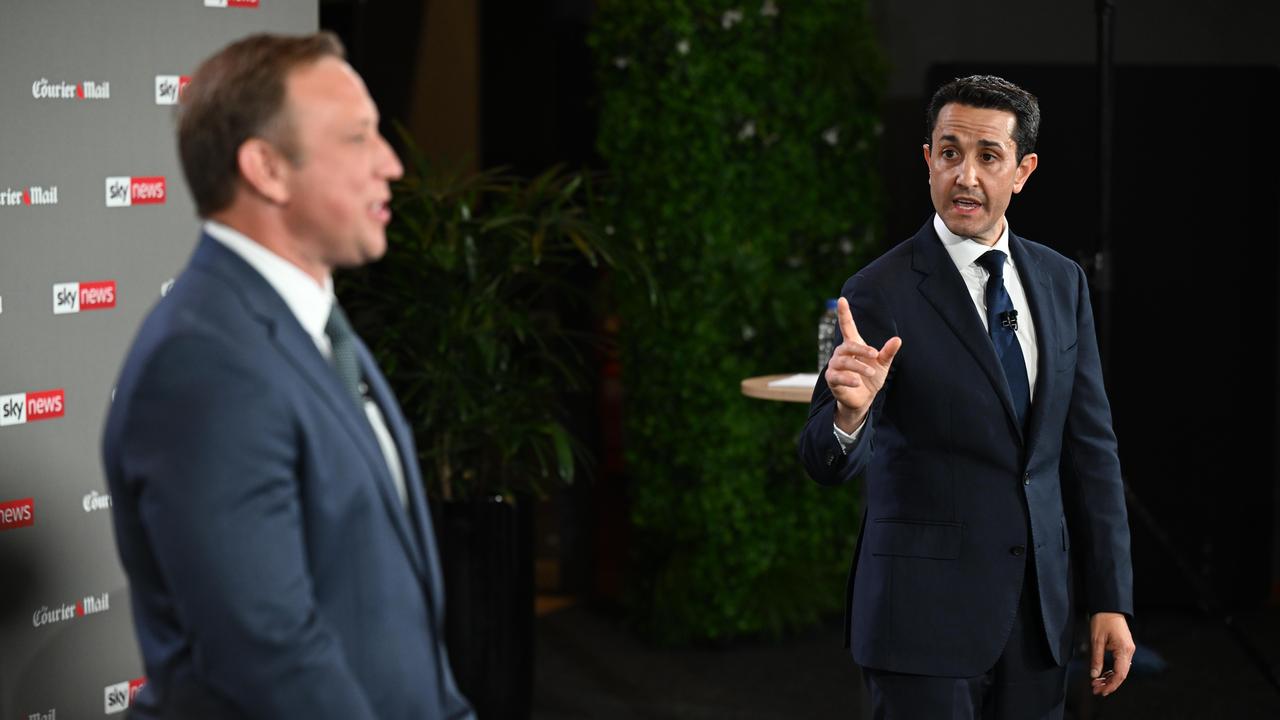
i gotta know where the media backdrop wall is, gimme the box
[0,3,315,717]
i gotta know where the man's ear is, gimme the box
[1013,152,1038,194]
[236,138,291,205]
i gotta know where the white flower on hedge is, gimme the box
[737,120,756,140]
[676,39,690,55]
[605,225,616,236]
[822,126,840,146]
[614,56,630,69]
[722,9,743,29]
[873,121,884,136]
[839,236,854,255]
[786,255,803,268]
[760,0,779,17]
[741,324,757,341]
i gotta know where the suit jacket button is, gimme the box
[1023,472,1031,486]
[1010,545,1025,557]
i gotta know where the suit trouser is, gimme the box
[861,560,1068,720]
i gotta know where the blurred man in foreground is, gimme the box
[103,32,473,719]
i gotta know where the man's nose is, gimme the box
[957,157,979,187]
[378,134,404,180]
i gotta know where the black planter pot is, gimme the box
[434,495,534,720]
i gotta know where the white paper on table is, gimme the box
[767,373,819,388]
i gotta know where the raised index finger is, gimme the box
[837,297,863,344]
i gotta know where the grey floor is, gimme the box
[533,603,1280,719]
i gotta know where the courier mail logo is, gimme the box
[155,75,191,105]
[0,388,66,428]
[106,176,166,207]
[31,78,110,100]
[52,280,117,314]
[32,591,111,628]
[104,677,146,715]
[0,497,35,532]
[0,186,59,207]
[84,490,112,513]
[204,0,261,7]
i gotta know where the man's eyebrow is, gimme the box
[938,133,1007,149]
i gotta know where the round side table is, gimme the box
[739,374,815,404]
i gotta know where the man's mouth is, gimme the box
[953,197,982,212]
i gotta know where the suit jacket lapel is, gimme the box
[191,235,430,583]
[911,222,1024,442]
[1009,233,1056,460]
[356,342,437,588]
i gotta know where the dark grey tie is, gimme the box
[325,302,411,509]
[324,302,364,407]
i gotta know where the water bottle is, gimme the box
[817,298,839,373]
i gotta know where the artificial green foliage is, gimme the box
[339,138,648,501]
[591,0,886,642]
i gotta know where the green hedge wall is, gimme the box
[591,1,887,642]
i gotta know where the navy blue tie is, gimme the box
[976,250,1030,430]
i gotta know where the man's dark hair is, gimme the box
[177,32,345,217]
[925,75,1040,162]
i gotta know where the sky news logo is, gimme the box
[104,677,146,715]
[0,186,59,207]
[105,176,166,207]
[204,0,260,7]
[0,389,66,428]
[0,498,35,532]
[53,280,117,314]
[32,591,110,628]
[31,79,110,100]
[155,75,191,105]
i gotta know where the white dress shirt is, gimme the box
[833,214,1040,451]
[204,221,409,508]
[932,213,1039,396]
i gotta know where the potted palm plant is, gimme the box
[339,137,647,719]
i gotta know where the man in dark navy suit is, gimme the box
[103,33,473,719]
[800,75,1134,718]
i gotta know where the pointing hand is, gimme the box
[824,297,901,433]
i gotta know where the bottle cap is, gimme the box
[825,298,839,310]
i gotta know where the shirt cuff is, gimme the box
[832,418,865,454]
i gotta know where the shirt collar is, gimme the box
[203,220,334,342]
[933,213,1013,274]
